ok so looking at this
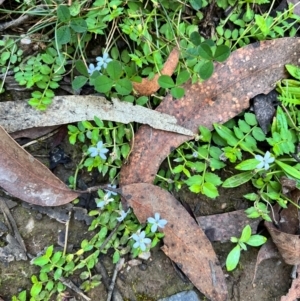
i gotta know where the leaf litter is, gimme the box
[0,37,299,300]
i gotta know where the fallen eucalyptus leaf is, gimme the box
[0,126,79,206]
[0,97,193,136]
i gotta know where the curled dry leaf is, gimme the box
[265,189,300,265]
[121,183,227,301]
[120,37,300,185]
[132,47,180,95]
[0,126,79,206]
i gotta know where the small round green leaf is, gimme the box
[199,61,214,80]
[214,45,231,62]
[171,87,185,99]
[94,75,114,93]
[115,78,132,95]
[158,75,175,88]
[57,5,70,22]
[106,61,122,80]
[70,19,87,33]
[56,25,71,45]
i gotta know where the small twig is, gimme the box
[22,128,60,148]
[59,276,91,301]
[63,211,72,256]
[0,197,27,253]
[99,220,122,253]
[106,258,125,301]
[95,260,124,301]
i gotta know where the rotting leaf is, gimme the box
[121,183,227,301]
[132,47,180,96]
[0,126,79,206]
[120,37,300,185]
[280,265,300,301]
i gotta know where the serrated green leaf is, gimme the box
[33,255,50,266]
[158,75,175,88]
[244,113,257,126]
[202,182,219,198]
[213,124,239,146]
[204,172,222,186]
[45,245,54,258]
[51,251,62,264]
[222,171,254,188]
[243,193,258,201]
[238,119,251,133]
[252,127,266,141]
[41,53,55,64]
[54,268,63,280]
[226,245,241,271]
[30,282,42,297]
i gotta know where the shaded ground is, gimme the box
[0,135,293,300]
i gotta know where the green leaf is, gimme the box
[75,60,89,77]
[51,251,62,264]
[113,250,120,263]
[72,76,88,90]
[190,31,202,46]
[80,271,90,280]
[252,127,266,141]
[244,113,257,126]
[255,15,269,36]
[30,282,42,297]
[33,255,50,266]
[94,75,114,93]
[41,53,55,64]
[213,45,230,62]
[54,268,63,280]
[213,124,239,146]
[276,160,300,180]
[285,64,300,80]
[185,175,202,186]
[173,165,183,174]
[202,182,219,198]
[198,43,213,60]
[106,61,122,80]
[222,171,254,188]
[1,51,10,62]
[238,119,251,133]
[39,272,48,282]
[199,61,214,80]
[246,235,267,247]
[176,70,190,85]
[158,75,175,88]
[240,225,252,242]
[94,116,104,127]
[226,245,241,271]
[115,78,132,95]
[235,159,259,171]
[189,0,202,10]
[204,172,222,186]
[57,5,70,22]
[243,193,258,201]
[70,19,87,33]
[199,125,211,142]
[56,25,71,45]
[45,245,54,258]
[171,87,185,98]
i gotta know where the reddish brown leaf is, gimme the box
[10,126,60,140]
[265,190,300,265]
[121,183,227,301]
[281,265,300,301]
[196,210,261,243]
[132,48,179,96]
[120,37,300,185]
[0,126,79,206]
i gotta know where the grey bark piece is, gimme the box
[0,96,194,136]
[158,290,201,301]
[0,234,27,263]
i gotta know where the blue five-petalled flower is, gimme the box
[132,231,151,252]
[87,52,112,75]
[147,212,168,233]
[116,209,130,222]
[254,151,275,170]
[88,141,109,159]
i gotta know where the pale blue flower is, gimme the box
[88,141,109,159]
[147,213,168,233]
[132,231,151,251]
[105,184,118,198]
[116,209,130,222]
[96,53,112,69]
[96,194,113,209]
[255,151,275,170]
[87,63,100,75]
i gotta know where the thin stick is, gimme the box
[63,211,72,256]
[59,276,91,301]
[106,258,125,301]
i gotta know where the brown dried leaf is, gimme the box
[196,210,261,243]
[252,239,280,284]
[265,190,300,265]
[120,37,300,185]
[0,126,78,206]
[281,265,300,301]
[121,183,227,301]
[132,48,180,96]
